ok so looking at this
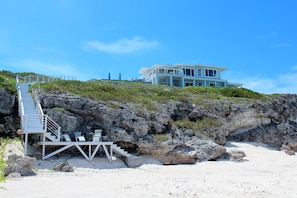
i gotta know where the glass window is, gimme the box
[168,69,174,74]
[205,69,216,77]
[183,68,194,76]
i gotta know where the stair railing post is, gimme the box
[23,114,28,155]
[58,126,61,142]
[44,115,48,132]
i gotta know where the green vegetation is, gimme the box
[31,80,194,111]
[0,70,265,102]
[31,79,264,107]
[0,138,12,182]
[153,134,170,142]
[219,87,263,99]
[184,86,263,99]
[0,70,16,94]
[172,117,222,139]
[53,107,67,112]
[0,70,46,94]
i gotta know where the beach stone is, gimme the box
[225,150,247,162]
[54,161,74,172]
[281,144,295,155]
[125,156,145,168]
[6,172,22,178]
[287,142,297,151]
[4,154,36,176]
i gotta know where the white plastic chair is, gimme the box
[93,129,102,141]
[62,134,72,142]
[73,132,86,142]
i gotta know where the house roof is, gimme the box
[139,64,227,75]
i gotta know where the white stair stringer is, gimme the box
[112,144,131,158]
[45,133,59,142]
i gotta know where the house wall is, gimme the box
[139,64,241,88]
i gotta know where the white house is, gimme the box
[138,64,243,88]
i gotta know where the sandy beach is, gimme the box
[1,141,297,198]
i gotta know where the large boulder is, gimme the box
[139,138,226,165]
[161,144,197,165]
[186,138,226,162]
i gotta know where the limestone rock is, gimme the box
[54,161,74,172]
[281,144,295,155]
[224,150,247,162]
[187,139,226,161]
[161,144,197,165]
[6,172,22,178]
[0,90,15,115]
[6,88,297,165]
[158,138,226,165]
[4,154,36,176]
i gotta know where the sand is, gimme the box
[1,141,297,198]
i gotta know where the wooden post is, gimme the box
[42,133,46,160]
[24,132,28,155]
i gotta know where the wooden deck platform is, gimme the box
[36,141,130,161]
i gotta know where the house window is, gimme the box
[168,69,174,74]
[185,82,193,86]
[205,69,217,77]
[198,69,202,76]
[183,69,194,76]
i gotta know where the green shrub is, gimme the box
[53,107,66,112]
[0,70,17,94]
[172,117,222,140]
[153,134,169,142]
[219,87,263,99]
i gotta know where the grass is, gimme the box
[31,79,264,108]
[153,134,170,143]
[0,70,17,94]
[172,117,223,141]
[0,138,12,182]
[52,107,67,112]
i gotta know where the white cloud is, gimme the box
[226,70,297,94]
[82,36,158,54]
[238,76,279,94]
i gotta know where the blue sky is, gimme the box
[0,0,296,94]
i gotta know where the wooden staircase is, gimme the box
[18,84,44,133]
[112,144,131,158]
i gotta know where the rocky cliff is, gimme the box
[2,86,297,164]
[0,90,19,137]
[36,91,297,163]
